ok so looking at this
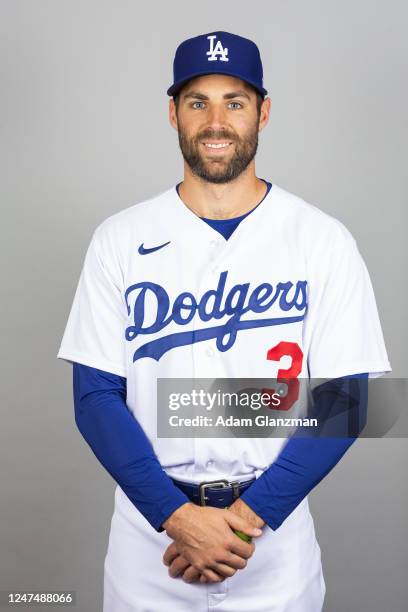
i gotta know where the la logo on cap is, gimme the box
[206,35,229,62]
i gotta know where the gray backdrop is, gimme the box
[1,1,407,611]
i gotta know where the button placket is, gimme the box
[192,236,227,474]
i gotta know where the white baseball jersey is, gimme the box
[57,182,391,611]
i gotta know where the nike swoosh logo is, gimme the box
[138,241,171,255]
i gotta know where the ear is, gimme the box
[258,97,271,132]
[169,98,178,131]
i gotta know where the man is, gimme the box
[57,31,391,611]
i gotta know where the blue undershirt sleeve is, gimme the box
[239,373,369,530]
[72,362,190,532]
[73,361,368,534]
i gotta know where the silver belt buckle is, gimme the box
[198,479,229,506]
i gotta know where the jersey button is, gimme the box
[206,460,214,468]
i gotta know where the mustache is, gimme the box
[194,129,238,142]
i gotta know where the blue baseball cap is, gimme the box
[167,31,268,98]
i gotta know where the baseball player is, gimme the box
[57,31,392,611]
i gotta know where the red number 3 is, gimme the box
[262,341,303,411]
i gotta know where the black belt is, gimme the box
[170,476,256,508]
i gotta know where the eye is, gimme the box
[228,102,243,109]
[192,101,206,109]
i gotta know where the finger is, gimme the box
[210,562,236,578]
[229,538,256,559]
[224,510,263,538]
[168,556,190,578]
[202,568,225,582]
[163,542,179,566]
[218,552,248,570]
[182,565,202,583]
[200,574,208,584]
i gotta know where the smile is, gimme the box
[202,142,233,149]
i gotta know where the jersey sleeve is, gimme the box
[57,223,127,377]
[304,228,392,381]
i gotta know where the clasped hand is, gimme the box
[162,499,264,584]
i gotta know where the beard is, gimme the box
[177,120,259,184]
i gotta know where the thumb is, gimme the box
[223,510,263,537]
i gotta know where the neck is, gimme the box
[178,161,267,219]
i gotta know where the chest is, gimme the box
[123,227,309,377]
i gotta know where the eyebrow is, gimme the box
[182,89,251,101]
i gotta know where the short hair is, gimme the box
[173,85,264,116]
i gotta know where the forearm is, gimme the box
[73,363,190,532]
[240,373,368,530]
[240,437,356,529]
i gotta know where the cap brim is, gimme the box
[167,70,268,98]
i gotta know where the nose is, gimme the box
[206,104,228,131]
